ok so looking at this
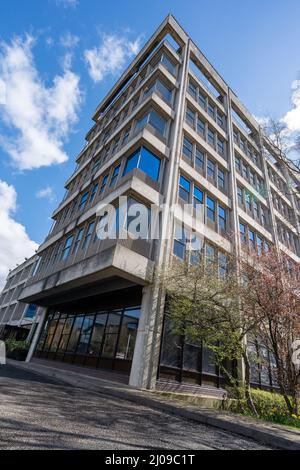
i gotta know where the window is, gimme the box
[218,252,227,277]
[249,230,255,250]
[148,110,167,136]
[242,163,248,180]
[205,244,215,265]
[156,79,172,102]
[208,101,215,118]
[206,196,216,221]
[110,165,120,188]
[253,200,259,219]
[89,183,98,204]
[100,174,108,193]
[82,221,95,251]
[217,138,224,156]
[79,192,89,210]
[257,236,263,255]
[92,159,100,174]
[245,192,252,211]
[186,106,195,126]
[235,155,241,172]
[261,207,267,227]
[218,206,226,231]
[195,147,204,169]
[123,147,161,181]
[198,92,206,109]
[61,235,74,261]
[240,223,246,243]
[179,175,190,202]
[188,80,197,100]
[183,136,193,161]
[193,186,203,208]
[218,168,225,189]
[207,159,216,179]
[207,128,215,147]
[249,170,255,187]
[136,110,167,136]
[237,186,243,205]
[197,118,205,136]
[161,53,176,76]
[173,223,186,259]
[216,110,224,128]
[122,127,130,144]
[73,228,84,255]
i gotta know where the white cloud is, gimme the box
[0,34,83,170]
[283,80,300,134]
[0,180,38,289]
[84,33,141,82]
[36,186,56,202]
[55,0,78,8]
[60,32,79,49]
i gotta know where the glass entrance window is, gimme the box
[101,312,122,358]
[88,313,108,356]
[116,308,140,360]
[36,307,141,372]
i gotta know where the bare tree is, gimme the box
[263,117,300,194]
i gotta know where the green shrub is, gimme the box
[5,339,29,352]
[229,389,300,429]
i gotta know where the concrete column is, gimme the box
[25,307,47,363]
[129,286,156,389]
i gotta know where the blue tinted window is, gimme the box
[179,175,190,202]
[123,150,140,176]
[206,196,215,221]
[123,147,161,181]
[139,147,161,181]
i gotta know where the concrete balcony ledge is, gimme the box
[19,243,154,305]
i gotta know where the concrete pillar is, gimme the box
[129,286,156,389]
[25,307,47,363]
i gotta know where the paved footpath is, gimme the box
[0,364,271,450]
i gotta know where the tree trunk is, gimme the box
[242,350,258,417]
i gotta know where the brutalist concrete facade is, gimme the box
[0,256,41,341]
[19,15,300,391]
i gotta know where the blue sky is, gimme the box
[0,0,300,285]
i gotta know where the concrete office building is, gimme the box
[19,15,300,393]
[0,256,41,341]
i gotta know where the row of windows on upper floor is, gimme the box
[54,146,162,232]
[235,152,265,196]
[0,283,25,307]
[276,220,299,256]
[178,174,228,237]
[64,106,168,200]
[182,135,227,193]
[35,196,155,278]
[75,72,174,175]
[187,77,226,130]
[268,165,289,196]
[233,126,261,169]
[239,221,270,255]
[173,224,228,277]
[237,185,269,230]
[1,264,34,293]
[185,104,226,158]
[272,190,298,228]
[86,50,178,146]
